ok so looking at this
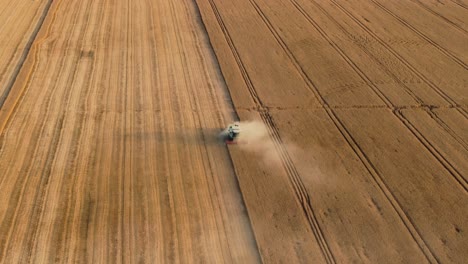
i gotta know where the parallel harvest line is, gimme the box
[0,1,41,91]
[0,0,87,259]
[22,1,101,261]
[0,0,54,108]
[168,0,228,260]
[23,0,95,261]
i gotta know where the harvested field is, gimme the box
[0,0,259,262]
[0,0,467,263]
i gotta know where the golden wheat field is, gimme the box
[0,0,466,263]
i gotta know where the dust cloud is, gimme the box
[235,120,323,185]
[235,120,284,166]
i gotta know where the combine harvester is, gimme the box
[220,122,241,144]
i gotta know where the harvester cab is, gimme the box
[224,122,240,143]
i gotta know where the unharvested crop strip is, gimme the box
[292,0,467,191]
[249,0,441,262]
[244,2,338,263]
[203,0,335,263]
[293,0,468,257]
[260,111,336,264]
[369,0,467,69]
[328,0,468,120]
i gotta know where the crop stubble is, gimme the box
[0,0,260,262]
[0,0,466,263]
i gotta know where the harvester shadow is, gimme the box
[128,127,225,146]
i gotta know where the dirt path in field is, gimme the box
[0,0,260,262]
[197,0,467,263]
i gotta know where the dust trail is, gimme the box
[234,120,304,169]
[236,120,323,185]
[233,120,279,165]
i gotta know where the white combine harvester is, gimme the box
[220,122,240,144]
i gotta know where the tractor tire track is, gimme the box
[395,109,467,190]
[290,0,467,193]
[245,0,444,262]
[328,0,468,119]
[409,0,468,35]
[300,0,468,152]
[204,0,335,263]
[204,0,262,106]
[449,0,468,10]
[370,0,466,69]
